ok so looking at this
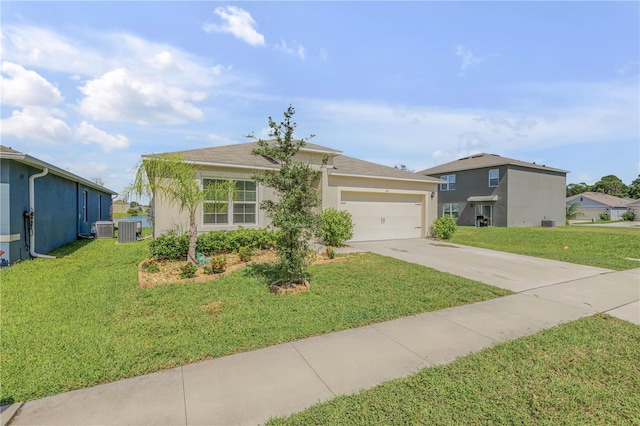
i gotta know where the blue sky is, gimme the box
[2,1,638,198]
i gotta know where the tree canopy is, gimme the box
[567,174,637,199]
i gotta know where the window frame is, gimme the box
[488,169,499,187]
[440,174,456,191]
[202,178,257,226]
[443,203,459,220]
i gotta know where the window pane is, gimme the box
[233,203,256,224]
[204,202,229,224]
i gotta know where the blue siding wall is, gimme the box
[0,159,114,264]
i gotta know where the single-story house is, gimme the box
[627,199,640,221]
[0,145,116,265]
[566,192,630,221]
[149,141,442,242]
[419,153,568,227]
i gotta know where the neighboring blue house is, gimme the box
[0,145,116,266]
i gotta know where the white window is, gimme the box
[203,179,257,225]
[443,203,459,219]
[82,191,88,223]
[440,174,456,191]
[489,169,499,187]
[98,194,102,220]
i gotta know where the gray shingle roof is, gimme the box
[566,192,632,208]
[148,141,440,183]
[419,153,568,175]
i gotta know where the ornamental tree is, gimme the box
[126,154,234,264]
[249,105,323,285]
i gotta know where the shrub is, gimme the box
[149,231,189,261]
[204,255,226,274]
[622,211,636,221]
[326,247,336,259]
[196,228,277,255]
[141,259,159,273]
[320,208,354,246]
[238,246,253,262]
[179,262,197,279]
[599,212,611,221]
[429,215,458,240]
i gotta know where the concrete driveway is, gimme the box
[348,238,613,292]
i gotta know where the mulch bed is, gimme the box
[138,250,346,288]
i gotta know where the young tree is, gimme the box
[125,154,234,264]
[249,105,323,286]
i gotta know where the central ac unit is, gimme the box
[94,221,115,238]
[118,221,141,243]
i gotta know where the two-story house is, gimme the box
[419,153,567,227]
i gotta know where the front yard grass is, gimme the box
[0,238,509,403]
[452,226,640,270]
[268,314,640,425]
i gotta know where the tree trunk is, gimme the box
[188,209,198,265]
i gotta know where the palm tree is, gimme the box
[126,154,234,264]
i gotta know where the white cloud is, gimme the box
[78,68,205,124]
[456,45,482,74]
[1,107,73,143]
[319,48,328,61]
[306,78,639,170]
[203,6,265,46]
[75,121,129,151]
[274,40,306,60]
[0,61,63,107]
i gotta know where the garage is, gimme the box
[340,191,424,241]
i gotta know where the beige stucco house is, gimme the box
[566,192,630,221]
[148,141,442,242]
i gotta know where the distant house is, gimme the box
[566,192,630,221]
[0,145,116,265]
[112,199,130,214]
[419,153,567,227]
[148,141,442,242]
[627,199,640,221]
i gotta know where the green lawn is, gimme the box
[0,238,508,403]
[452,226,640,270]
[268,315,640,425]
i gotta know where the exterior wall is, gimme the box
[628,202,640,221]
[153,164,439,240]
[0,159,113,264]
[506,166,566,227]
[429,166,507,227]
[152,165,275,237]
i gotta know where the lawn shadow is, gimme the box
[48,238,96,258]
[244,262,280,286]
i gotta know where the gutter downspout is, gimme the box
[29,168,56,259]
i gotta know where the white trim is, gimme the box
[468,195,498,202]
[331,172,442,184]
[0,234,20,243]
[338,186,430,196]
[299,147,342,155]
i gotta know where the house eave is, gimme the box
[330,172,443,184]
[1,152,118,195]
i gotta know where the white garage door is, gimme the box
[340,192,423,241]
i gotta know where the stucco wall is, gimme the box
[506,166,566,227]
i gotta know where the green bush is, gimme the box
[204,255,226,274]
[429,215,458,240]
[320,208,354,246]
[149,231,189,260]
[622,211,636,221]
[238,246,253,262]
[179,262,197,279]
[599,212,611,221]
[326,247,336,259]
[196,228,277,255]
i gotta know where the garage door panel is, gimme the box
[340,193,423,242]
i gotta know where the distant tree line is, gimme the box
[566,175,640,199]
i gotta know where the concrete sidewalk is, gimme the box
[4,244,639,425]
